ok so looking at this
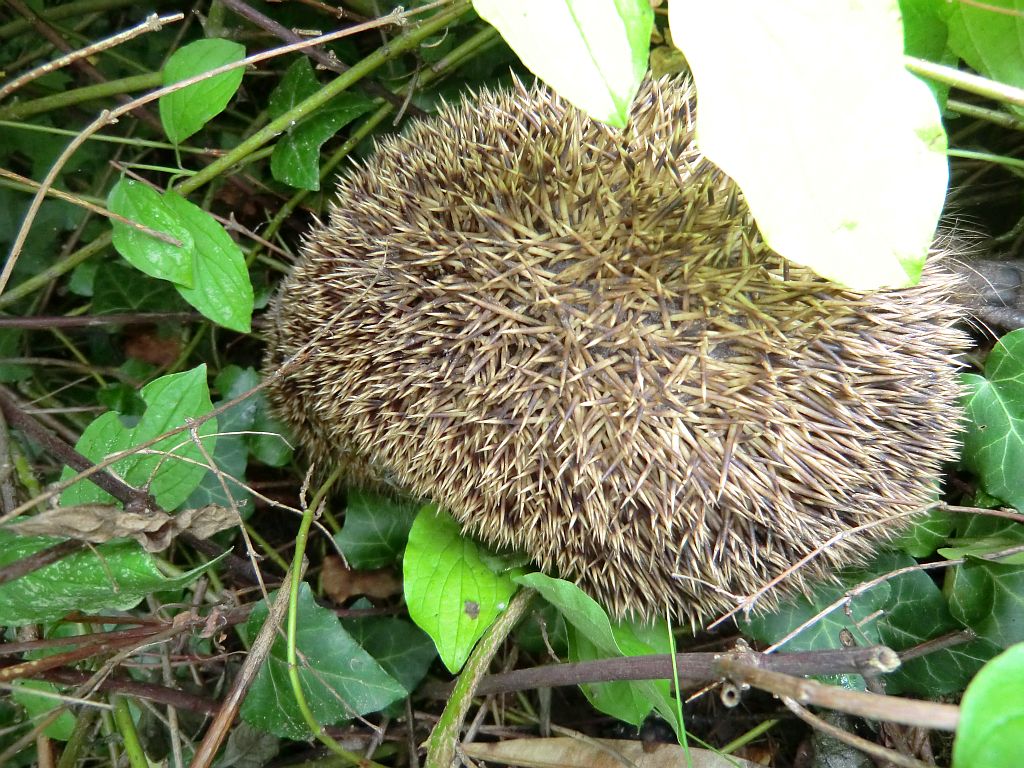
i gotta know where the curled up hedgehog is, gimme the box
[264,75,968,626]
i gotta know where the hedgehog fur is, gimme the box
[264,75,967,626]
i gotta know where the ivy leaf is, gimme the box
[948,561,1024,648]
[961,329,1024,512]
[472,0,653,128]
[108,179,194,287]
[270,95,374,190]
[403,506,517,673]
[0,530,224,626]
[341,614,437,694]
[669,0,947,289]
[163,191,253,332]
[240,584,405,739]
[160,38,246,144]
[60,365,216,511]
[336,490,418,570]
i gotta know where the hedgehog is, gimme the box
[264,75,967,626]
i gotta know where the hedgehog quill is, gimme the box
[265,76,967,626]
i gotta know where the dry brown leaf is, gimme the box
[464,737,762,768]
[8,504,237,551]
[321,555,402,603]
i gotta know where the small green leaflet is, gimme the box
[160,38,246,144]
[669,0,948,289]
[0,529,226,626]
[60,365,216,511]
[108,179,194,287]
[163,192,253,332]
[961,328,1024,512]
[240,584,405,739]
[267,58,374,190]
[953,643,1024,768]
[403,506,517,673]
[107,179,254,332]
[472,0,653,128]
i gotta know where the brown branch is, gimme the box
[190,569,295,767]
[0,312,204,330]
[36,668,220,716]
[424,643,901,699]
[716,657,960,732]
[783,698,933,768]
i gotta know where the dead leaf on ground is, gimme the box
[464,737,763,768]
[8,504,237,551]
[321,555,402,603]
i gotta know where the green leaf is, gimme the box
[268,57,320,119]
[899,0,954,105]
[160,38,246,144]
[163,192,254,332]
[898,508,957,558]
[403,506,517,673]
[0,530,223,626]
[11,682,75,741]
[953,643,1024,768]
[60,365,217,511]
[108,179,194,287]
[336,490,418,570]
[515,573,681,735]
[948,561,1024,648]
[341,615,437,693]
[873,553,994,695]
[240,584,405,740]
[948,0,1024,111]
[472,0,653,128]
[92,261,187,314]
[271,94,374,190]
[961,329,1024,512]
[0,329,31,382]
[514,572,621,655]
[669,1,947,289]
[744,578,891,654]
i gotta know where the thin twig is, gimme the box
[189,570,295,768]
[0,13,173,100]
[717,658,960,732]
[783,697,933,768]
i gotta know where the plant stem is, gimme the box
[110,695,148,768]
[425,589,536,768]
[0,73,161,121]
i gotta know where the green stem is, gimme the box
[0,73,161,121]
[425,589,536,768]
[176,0,473,197]
[0,234,108,311]
[947,148,1024,173]
[905,55,1024,108]
[110,695,148,768]
[285,466,386,767]
[55,705,99,768]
